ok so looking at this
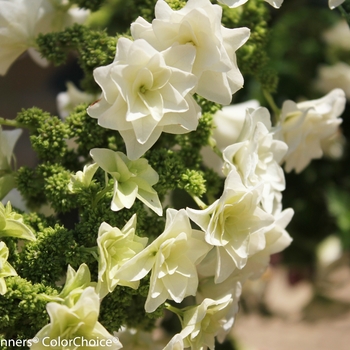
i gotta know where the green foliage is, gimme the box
[69,0,106,11]
[221,0,278,92]
[65,104,124,157]
[179,169,207,197]
[327,186,350,249]
[100,277,164,332]
[0,276,58,340]
[36,24,116,92]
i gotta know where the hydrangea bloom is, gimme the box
[0,241,17,295]
[0,127,22,199]
[31,287,122,350]
[163,334,184,350]
[222,107,288,214]
[277,89,346,173]
[187,169,275,283]
[0,201,36,241]
[55,264,96,306]
[97,215,148,297]
[0,0,89,75]
[131,0,250,105]
[88,37,200,160]
[201,100,259,175]
[90,148,162,215]
[115,209,211,313]
[217,0,283,9]
[179,294,236,350]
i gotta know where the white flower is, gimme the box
[187,169,275,283]
[0,127,22,199]
[0,0,89,75]
[0,241,17,295]
[179,294,235,350]
[115,209,211,313]
[222,107,288,214]
[31,287,122,350]
[131,0,250,105]
[316,235,342,268]
[88,37,200,160]
[0,201,36,241]
[329,0,345,9]
[90,148,162,215]
[57,82,97,119]
[97,215,148,297]
[322,20,350,51]
[278,89,346,173]
[68,163,99,192]
[217,0,283,9]
[163,334,184,350]
[201,100,260,175]
[314,63,350,100]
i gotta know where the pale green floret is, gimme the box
[90,148,163,215]
[0,202,36,241]
[0,241,17,295]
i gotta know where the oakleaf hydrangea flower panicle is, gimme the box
[115,209,211,313]
[31,287,123,350]
[277,88,346,173]
[329,0,345,9]
[88,37,200,160]
[131,0,250,105]
[217,0,283,9]
[223,107,288,214]
[0,241,17,295]
[97,215,148,297]
[90,148,163,215]
[187,168,275,284]
[0,127,22,199]
[0,0,89,75]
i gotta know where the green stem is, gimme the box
[263,90,281,125]
[92,182,113,209]
[80,246,98,260]
[190,194,208,210]
[339,5,350,26]
[165,303,183,317]
[0,117,32,130]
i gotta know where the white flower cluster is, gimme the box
[87,0,250,160]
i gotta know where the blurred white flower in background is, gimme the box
[322,19,350,50]
[0,0,89,75]
[57,81,97,119]
[314,63,350,100]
